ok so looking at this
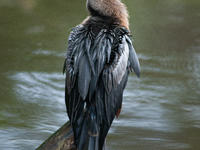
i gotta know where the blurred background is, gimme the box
[0,0,200,149]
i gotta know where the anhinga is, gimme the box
[63,0,140,149]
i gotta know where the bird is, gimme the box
[63,0,140,149]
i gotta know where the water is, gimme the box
[0,0,200,149]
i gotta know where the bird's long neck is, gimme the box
[86,0,129,30]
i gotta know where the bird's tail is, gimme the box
[74,106,106,150]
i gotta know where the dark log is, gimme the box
[36,121,76,150]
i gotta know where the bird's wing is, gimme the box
[97,28,140,125]
[65,25,91,123]
[64,25,111,124]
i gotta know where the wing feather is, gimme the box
[78,53,91,100]
[64,25,140,134]
[125,35,140,77]
[101,29,140,125]
[86,37,95,75]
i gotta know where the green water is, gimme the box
[0,0,200,149]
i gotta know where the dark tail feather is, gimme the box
[87,107,98,136]
[75,106,105,150]
[73,115,85,148]
[87,106,107,150]
[99,123,110,150]
[88,136,96,150]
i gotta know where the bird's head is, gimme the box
[86,0,119,17]
[86,0,129,30]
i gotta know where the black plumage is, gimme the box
[64,1,140,150]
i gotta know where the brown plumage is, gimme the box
[84,0,129,30]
